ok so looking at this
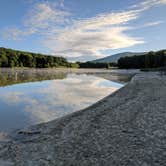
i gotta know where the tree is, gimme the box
[0,47,70,68]
[118,50,166,69]
[0,53,8,67]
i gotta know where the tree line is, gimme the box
[0,47,118,69]
[118,50,166,69]
[78,62,117,68]
[0,47,69,68]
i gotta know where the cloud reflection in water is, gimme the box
[0,74,123,132]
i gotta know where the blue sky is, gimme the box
[0,0,166,61]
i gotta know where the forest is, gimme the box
[0,47,69,68]
[2,47,166,69]
[0,47,114,69]
[118,50,166,69]
[78,62,117,68]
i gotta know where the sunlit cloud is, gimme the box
[1,0,166,60]
[43,9,144,59]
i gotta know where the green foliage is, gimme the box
[118,50,166,69]
[0,47,69,68]
[0,53,8,67]
[69,63,80,68]
[78,62,117,68]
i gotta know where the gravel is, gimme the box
[0,72,166,166]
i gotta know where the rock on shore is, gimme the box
[0,72,166,166]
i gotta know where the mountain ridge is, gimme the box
[92,52,146,63]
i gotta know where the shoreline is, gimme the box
[1,72,166,165]
[0,67,140,74]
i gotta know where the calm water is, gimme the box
[0,69,131,132]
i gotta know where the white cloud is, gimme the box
[143,21,164,27]
[43,9,144,58]
[24,2,69,29]
[132,20,164,30]
[132,0,166,10]
[2,27,35,40]
[1,0,166,60]
[2,1,70,40]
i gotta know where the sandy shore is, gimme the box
[0,72,166,166]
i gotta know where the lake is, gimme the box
[0,68,132,133]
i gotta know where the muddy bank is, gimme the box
[0,72,166,166]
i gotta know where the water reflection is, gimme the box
[0,68,133,87]
[0,72,125,132]
[0,68,67,87]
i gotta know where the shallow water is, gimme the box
[0,68,131,132]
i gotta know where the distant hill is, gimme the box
[92,52,146,63]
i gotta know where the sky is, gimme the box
[0,0,166,61]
